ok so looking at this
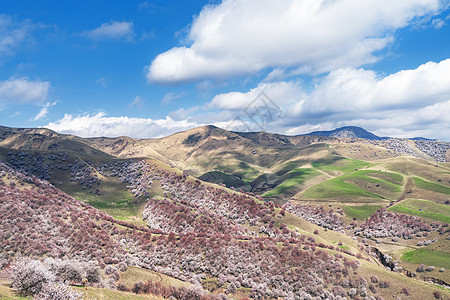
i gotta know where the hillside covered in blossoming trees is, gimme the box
[0,125,449,299]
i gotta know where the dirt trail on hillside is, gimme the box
[395,177,414,203]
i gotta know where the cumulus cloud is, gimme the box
[147,0,444,83]
[208,81,303,110]
[0,77,50,105]
[210,58,450,140]
[44,58,450,140]
[43,109,256,139]
[292,58,450,119]
[44,112,199,138]
[83,21,134,41]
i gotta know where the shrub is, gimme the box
[44,259,83,284]
[117,282,130,292]
[400,287,410,296]
[347,288,357,298]
[378,281,390,289]
[34,283,82,300]
[132,281,144,294]
[109,271,120,281]
[85,265,101,283]
[9,258,55,295]
[225,282,236,294]
[116,262,128,272]
[105,265,117,275]
[0,254,7,270]
[433,291,442,299]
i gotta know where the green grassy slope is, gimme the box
[343,205,384,220]
[402,249,450,269]
[263,168,321,197]
[413,177,450,194]
[389,199,450,223]
[301,170,403,202]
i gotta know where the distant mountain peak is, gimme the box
[305,126,384,140]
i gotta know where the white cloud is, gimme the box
[44,112,199,138]
[161,92,183,105]
[44,58,450,141]
[0,14,34,58]
[129,96,145,109]
[0,77,50,105]
[138,1,157,10]
[208,58,450,140]
[205,81,304,111]
[33,101,57,121]
[264,68,288,82]
[208,80,303,110]
[84,21,134,41]
[96,77,107,87]
[168,106,199,121]
[43,109,256,139]
[291,59,450,141]
[147,0,444,83]
[9,111,20,118]
[293,58,450,118]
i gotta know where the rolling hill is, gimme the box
[0,124,449,299]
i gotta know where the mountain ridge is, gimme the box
[305,126,387,140]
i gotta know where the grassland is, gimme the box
[382,158,450,187]
[61,178,146,222]
[343,205,384,220]
[312,156,370,174]
[74,286,161,299]
[274,160,309,176]
[302,170,403,201]
[413,177,450,194]
[263,168,320,197]
[1,279,162,300]
[302,177,382,200]
[118,267,189,289]
[402,249,450,269]
[388,199,450,223]
[357,260,450,299]
[0,281,28,299]
[364,171,404,185]
[198,170,251,191]
[193,157,262,181]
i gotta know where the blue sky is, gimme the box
[1,0,450,140]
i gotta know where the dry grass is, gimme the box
[73,286,163,300]
[118,267,190,289]
[0,280,28,299]
[357,260,450,299]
